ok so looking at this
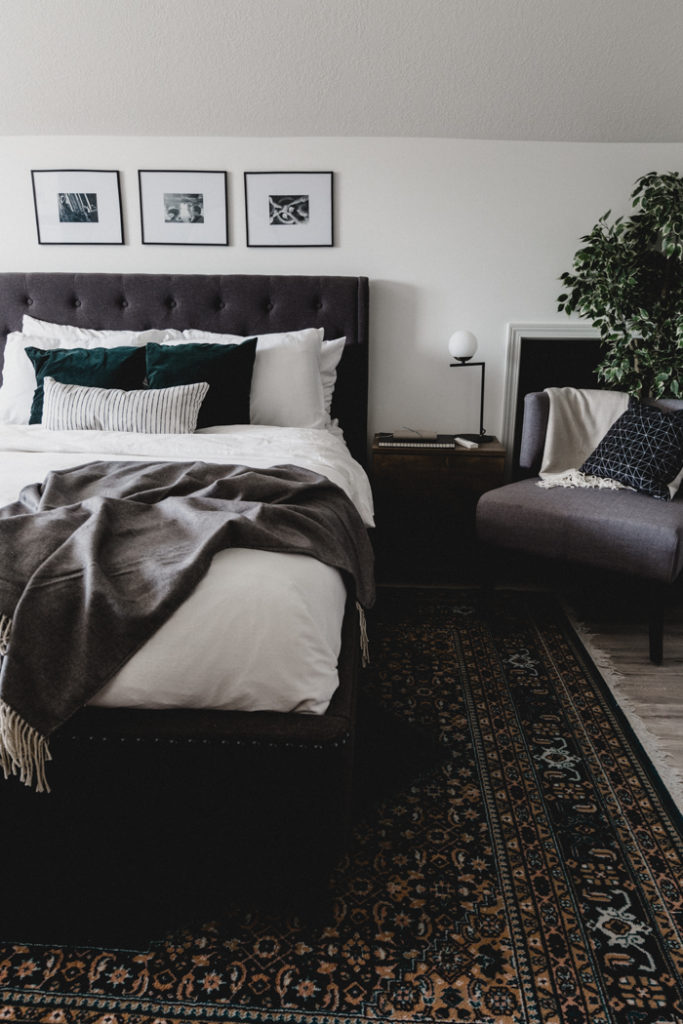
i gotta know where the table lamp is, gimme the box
[448,331,495,443]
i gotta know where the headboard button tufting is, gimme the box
[265,302,274,312]
[25,298,33,306]
[121,300,128,309]
[169,300,177,309]
[73,300,81,308]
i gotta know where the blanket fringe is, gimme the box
[538,469,626,491]
[357,602,370,667]
[0,700,51,794]
[0,614,11,656]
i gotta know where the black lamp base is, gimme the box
[450,361,494,445]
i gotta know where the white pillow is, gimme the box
[181,329,345,416]
[0,333,62,423]
[181,326,323,347]
[320,337,345,416]
[42,376,209,434]
[22,315,183,347]
[181,327,326,428]
[0,328,179,425]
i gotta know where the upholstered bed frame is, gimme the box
[0,272,371,942]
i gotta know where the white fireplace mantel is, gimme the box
[501,321,601,464]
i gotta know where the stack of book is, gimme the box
[376,431,479,449]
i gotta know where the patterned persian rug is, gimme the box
[1,586,682,1024]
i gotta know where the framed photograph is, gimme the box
[244,171,333,247]
[31,170,124,245]
[138,170,228,245]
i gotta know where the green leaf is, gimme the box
[558,170,683,400]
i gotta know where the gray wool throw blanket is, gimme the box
[0,460,375,792]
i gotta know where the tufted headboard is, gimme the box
[0,273,369,464]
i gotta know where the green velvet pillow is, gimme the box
[25,346,147,424]
[145,339,257,428]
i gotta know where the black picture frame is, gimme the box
[244,171,333,247]
[138,170,229,245]
[31,169,124,245]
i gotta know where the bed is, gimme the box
[0,272,373,941]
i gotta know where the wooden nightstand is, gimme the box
[371,435,506,583]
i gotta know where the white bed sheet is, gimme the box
[0,423,374,716]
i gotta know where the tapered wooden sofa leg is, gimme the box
[648,584,664,665]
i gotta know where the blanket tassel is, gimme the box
[538,469,625,491]
[357,602,370,667]
[0,699,51,794]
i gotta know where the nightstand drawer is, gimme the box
[372,449,504,497]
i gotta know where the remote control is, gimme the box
[455,436,479,449]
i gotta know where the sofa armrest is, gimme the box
[518,391,549,476]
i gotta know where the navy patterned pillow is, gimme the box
[580,400,683,500]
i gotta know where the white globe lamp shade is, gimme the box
[448,330,478,362]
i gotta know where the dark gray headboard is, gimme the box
[0,273,369,464]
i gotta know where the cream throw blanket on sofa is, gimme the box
[538,387,630,489]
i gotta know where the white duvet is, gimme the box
[0,423,374,716]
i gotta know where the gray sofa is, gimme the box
[476,391,683,663]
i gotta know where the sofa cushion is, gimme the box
[476,479,683,584]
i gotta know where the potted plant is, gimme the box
[557,171,683,398]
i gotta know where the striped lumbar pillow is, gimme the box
[42,376,209,433]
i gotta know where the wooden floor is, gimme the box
[562,580,683,811]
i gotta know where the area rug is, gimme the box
[1,587,682,1024]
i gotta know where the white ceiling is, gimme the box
[2,0,682,141]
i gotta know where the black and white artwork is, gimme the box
[245,172,333,246]
[269,194,309,226]
[163,193,204,223]
[139,171,228,245]
[58,193,98,223]
[32,170,123,244]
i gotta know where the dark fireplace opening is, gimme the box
[510,334,603,475]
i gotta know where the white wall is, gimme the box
[2,136,683,443]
